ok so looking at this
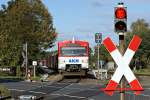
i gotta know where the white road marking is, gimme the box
[9,89,47,94]
[9,89,25,92]
[8,83,97,93]
[51,93,86,99]
[28,91,47,94]
[46,85,64,88]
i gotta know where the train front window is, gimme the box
[61,47,87,56]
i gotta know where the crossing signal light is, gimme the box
[115,21,126,31]
[115,7,126,19]
[115,3,127,33]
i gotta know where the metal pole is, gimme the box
[25,42,28,79]
[119,34,125,100]
[97,44,100,79]
[100,60,103,80]
[33,65,36,78]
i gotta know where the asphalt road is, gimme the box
[1,80,150,100]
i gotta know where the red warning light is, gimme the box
[115,8,126,19]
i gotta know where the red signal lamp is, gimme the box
[115,8,126,19]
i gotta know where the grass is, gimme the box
[134,68,150,75]
[0,74,42,80]
[0,76,24,80]
[0,85,11,97]
[30,76,41,81]
[108,68,150,75]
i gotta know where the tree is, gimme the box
[89,47,95,69]
[89,44,112,69]
[94,44,112,61]
[126,19,150,68]
[0,0,56,67]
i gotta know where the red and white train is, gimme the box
[58,39,89,76]
[38,39,89,76]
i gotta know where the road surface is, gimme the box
[1,80,150,100]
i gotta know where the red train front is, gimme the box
[58,39,89,76]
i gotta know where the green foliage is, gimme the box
[31,76,41,81]
[89,47,95,69]
[99,44,112,61]
[0,0,56,66]
[134,68,150,75]
[16,66,21,77]
[126,19,150,68]
[90,44,113,69]
[94,44,112,61]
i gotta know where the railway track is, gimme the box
[59,78,81,83]
[58,76,83,83]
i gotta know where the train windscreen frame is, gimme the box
[61,47,87,56]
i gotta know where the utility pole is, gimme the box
[97,44,100,79]
[33,65,36,78]
[25,42,28,79]
[95,33,102,79]
[119,34,125,100]
[114,2,127,100]
[98,45,103,80]
[100,59,103,80]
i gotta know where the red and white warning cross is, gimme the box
[103,35,144,96]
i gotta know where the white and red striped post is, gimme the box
[103,35,143,96]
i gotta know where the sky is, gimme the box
[0,0,150,51]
